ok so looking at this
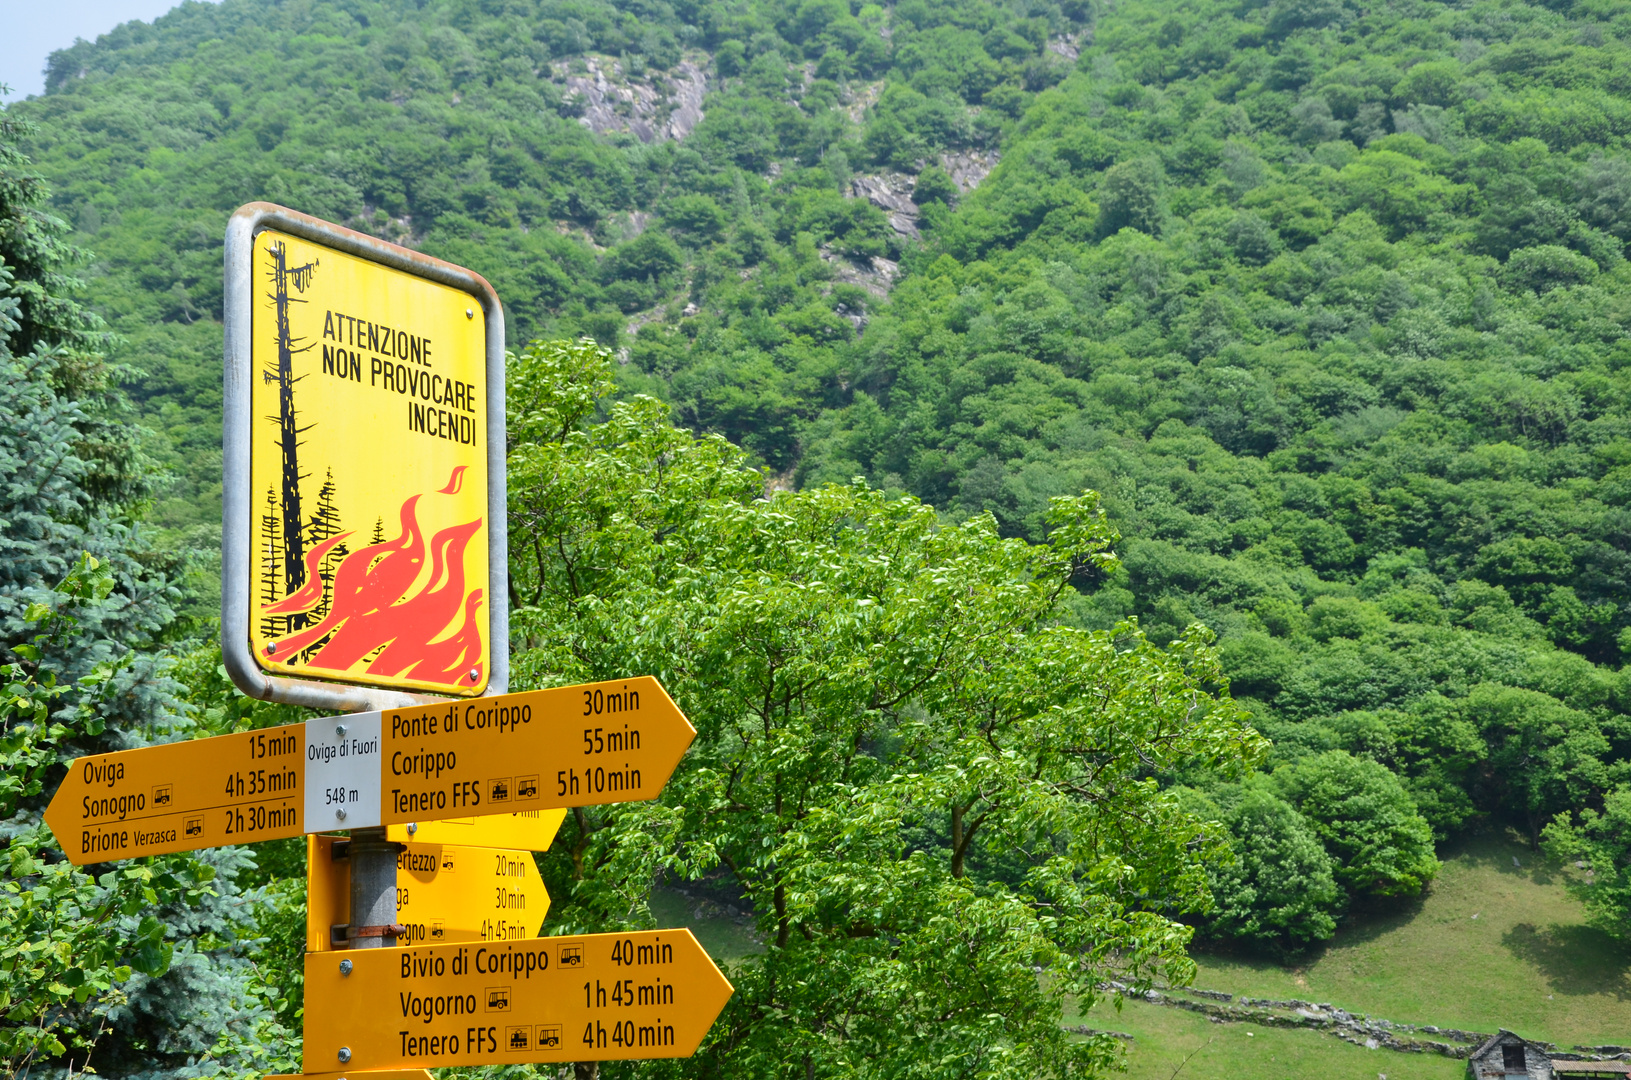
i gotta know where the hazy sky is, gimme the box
[2,0,212,100]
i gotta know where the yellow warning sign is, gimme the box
[249,228,489,697]
[302,930,733,1070]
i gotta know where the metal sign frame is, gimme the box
[222,202,508,711]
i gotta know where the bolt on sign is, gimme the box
[222,202,508,711]
[303,930,733,1070]
[306,834,551,950]
[45,678,692,864]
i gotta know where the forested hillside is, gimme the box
[17,0,1086,532]
[15,0,1631,964]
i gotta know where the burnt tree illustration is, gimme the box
[262,240,320,631]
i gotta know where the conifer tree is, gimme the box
[305,468,346,621]
[258,485,284,638]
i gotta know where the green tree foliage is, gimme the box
[1096,157,1166,237]
[15,0,1090,495]
[912,164,959,208]
[1180,785,1340,952]
[1274,750,1439,901]
[786,0,1631,932]
[1544,786,1631,938]
[0,557,172,1074]
[506,340,1266,1077]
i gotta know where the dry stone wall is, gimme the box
[1099,981,1631,1064]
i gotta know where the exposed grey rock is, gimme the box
[821,249,898,301]
[1063,1025,1135,1040]
[845,79,886,123]
[1093,981,1515,1061]
[556,55,708,143]
[849,173,921,238]
[940,149,1001,192]
[845,152,1001,239]
[1048,28,1092,59]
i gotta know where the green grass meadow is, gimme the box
[1185,832,1631,1046]
[659,832,1629,1075]
[1079,1000,1466,1080]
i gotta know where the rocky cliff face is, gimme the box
[849,173,922,238]
[846,149,1003,239]
[554,55,709,143]
[939,149,1000,192]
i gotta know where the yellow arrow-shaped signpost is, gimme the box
[44,677,691,864]
[373,679,687,828]
[302,930,733,1070]
[46,723,308,863]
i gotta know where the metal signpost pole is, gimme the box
[346,827,399,950]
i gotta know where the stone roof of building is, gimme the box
[1470,1030,1531,1059]
[1552,1062,1631,1075]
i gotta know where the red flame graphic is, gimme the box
[260,472,485,686]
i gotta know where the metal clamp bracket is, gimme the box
[332,923,408,946]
